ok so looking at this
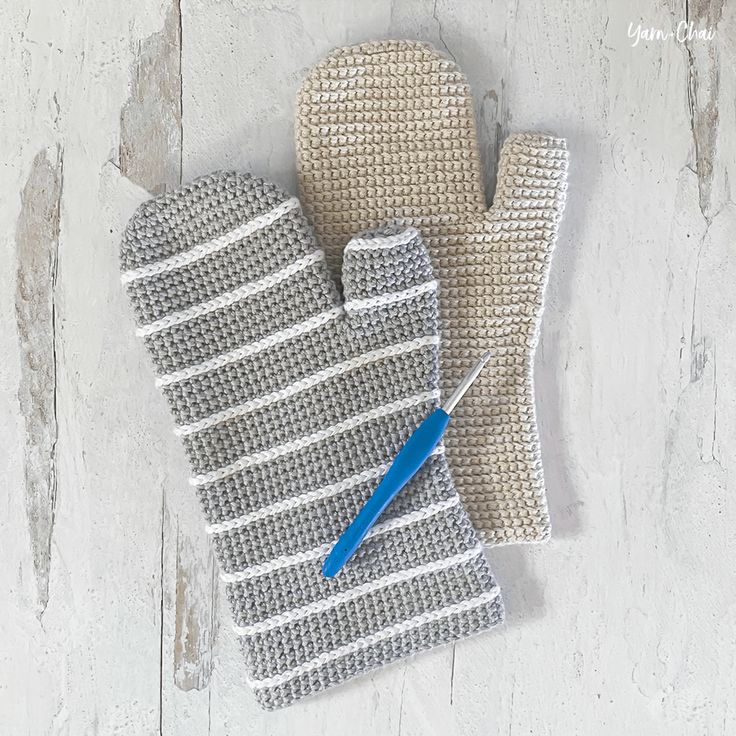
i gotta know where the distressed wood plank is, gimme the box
[1,1,187,733]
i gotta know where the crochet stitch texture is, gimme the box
[120,172,503,709]
[296,40,569,544]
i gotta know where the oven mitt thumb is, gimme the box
[297,40,569,545]
[120,172,503,710]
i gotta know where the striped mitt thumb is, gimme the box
[120,172,503,710]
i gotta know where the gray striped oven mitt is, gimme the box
[120,172,503,710]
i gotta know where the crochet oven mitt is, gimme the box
[120,172,503,710]
[296,40,569,545]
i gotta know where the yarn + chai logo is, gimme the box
[628,20,716,47]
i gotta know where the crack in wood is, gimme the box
[159,486,166,736]
[432,0,456,63]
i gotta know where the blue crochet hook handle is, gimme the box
[322,351,491,578]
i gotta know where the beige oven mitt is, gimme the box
[296,40,569,545]
[121,173,503,709]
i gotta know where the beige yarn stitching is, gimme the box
[296,40,569,545]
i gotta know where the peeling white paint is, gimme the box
[1,0,735,734]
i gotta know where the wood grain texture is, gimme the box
[1,0,734,733]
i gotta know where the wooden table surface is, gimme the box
[2,1,735,733]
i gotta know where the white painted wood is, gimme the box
[2,0,734,733]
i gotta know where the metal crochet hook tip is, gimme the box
[322,351,492,578]
[441,350,492,414]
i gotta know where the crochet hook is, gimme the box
[322,351,492,578]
